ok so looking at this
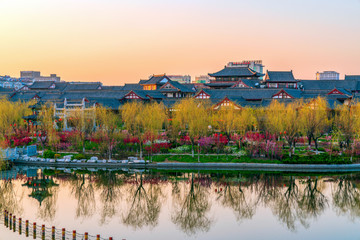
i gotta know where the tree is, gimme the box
[173,98,210,158]
[68,108,95,153]
[0,98,33,145]
[334,102,360,149]
[141,102,167,161]
[121,101,145,158]
[37,103,59,154]
[122,101,166,159]
[266,100,302,156]
[213,106,255,140]
[299,97,331,151]
[96,106,123,159]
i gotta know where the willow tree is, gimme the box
[334,102,360,148]
[299,97,331,151]
[173,98,210,158]
[37,103,59,153]
[334,102,360,160]
[96,106,123,159]
[142,102,167,160]
[68,108,95,153]
[0,98,33,144]
[253,107,266,132]
[121,101,145,158]
[213,106,255,149]
[266,100,302,156]
[122,101,166,159]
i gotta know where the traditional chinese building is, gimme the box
[206,63,264,89]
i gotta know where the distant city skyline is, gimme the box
[0,0,359,85]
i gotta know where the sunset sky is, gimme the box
[0,0,359,85]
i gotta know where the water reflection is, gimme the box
[332,176,360,220]
[122,172,162,229]
[1,168,360,238]
[171,173,212,235]
[70,172,96,219]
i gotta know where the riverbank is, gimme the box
[13,159,360,172]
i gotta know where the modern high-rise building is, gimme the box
[316,71,339,80]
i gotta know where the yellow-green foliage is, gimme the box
[0,98,33,142]
[334,101,360,144]
[38,103,60,150]
[299,96,331,140]
[212,106,255,137]
[173,98,210,143]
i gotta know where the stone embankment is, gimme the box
[13,158,360,172]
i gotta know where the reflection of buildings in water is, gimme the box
[22,169,58,206]
[21,169,59,222]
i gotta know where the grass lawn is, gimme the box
[147,154,282,164]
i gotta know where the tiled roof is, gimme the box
[10,92,39,101]
[61,90,127,100]
[200,88,283,100]
[89,98,121,110]
[209,66,263,77]
[0,87,15,93]
[141,75,171,85]
[63,82,102,91]
[101,86,125,91]
[160,81,195,93]
[266,71,296,82]
[299,79,357,91]
[345,75,360,81]
[205,82,235,88]
[29,81,55,89]
[121,84,143,91]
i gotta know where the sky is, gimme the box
[0,0,359,85]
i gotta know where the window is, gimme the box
[288,83,296,89]
[268,83,278,88]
